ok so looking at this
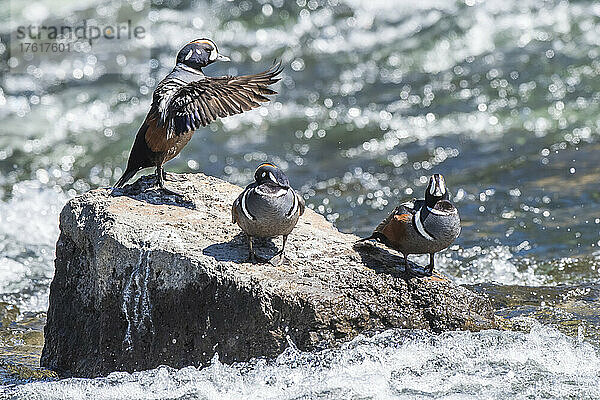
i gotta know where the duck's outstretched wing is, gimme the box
[161,61,283,136]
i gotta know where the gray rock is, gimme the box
[41,173,496,378]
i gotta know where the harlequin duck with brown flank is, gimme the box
[361,174,460,276]
[114,38,283,196]
[232,163,305,265]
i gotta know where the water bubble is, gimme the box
[83,65,94,76]
[192,17,204,28]
[116,54,127,66]
[36,169,50,184]
[251,51,262,62]
[291,59,305,71]
[262,4,273,16]
[348,108,360,118]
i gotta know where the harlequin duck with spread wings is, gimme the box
[362,174,460,276]
[114,39,283,195]
[232,163,304,265]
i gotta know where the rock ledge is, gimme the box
[41,173,495,377]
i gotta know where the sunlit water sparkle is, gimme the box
[4,324,600,399]
[1,0,600,396]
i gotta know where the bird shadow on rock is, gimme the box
[110,174,196,210]
[202,233,281,264]
[353,240,431,279]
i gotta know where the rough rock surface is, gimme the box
[41,173,496,377]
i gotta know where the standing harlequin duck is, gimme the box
[114,38,283,195]
[362,174,460,276]
[232,163,305,265]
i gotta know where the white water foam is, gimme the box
[0,181,68,312]
[5,323,599,399]
[439,245,547,286]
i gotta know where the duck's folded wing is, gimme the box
[373,204,414,234]
[163,61,283,136]
[298,193,306,216]
[232,197,240,224]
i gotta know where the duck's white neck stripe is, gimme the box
[427,206,452,216]
[413,207,435,241]
[176,64,204,75]
[241,190,255,221]
[287,192,298,218]
[254,186,288,197]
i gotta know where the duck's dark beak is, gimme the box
[267,171,289,188]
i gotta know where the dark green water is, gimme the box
[1,0,600,397]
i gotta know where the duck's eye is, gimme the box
[185,49,193,60]
[262,172,267,178]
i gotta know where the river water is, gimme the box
[1,0,600,398]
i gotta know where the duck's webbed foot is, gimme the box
[269,235,289,266]
[155,166,184,197]
[402,254,436,279]
[162,170,186,182]
[246,236,268,264]
[403,255,417,278]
